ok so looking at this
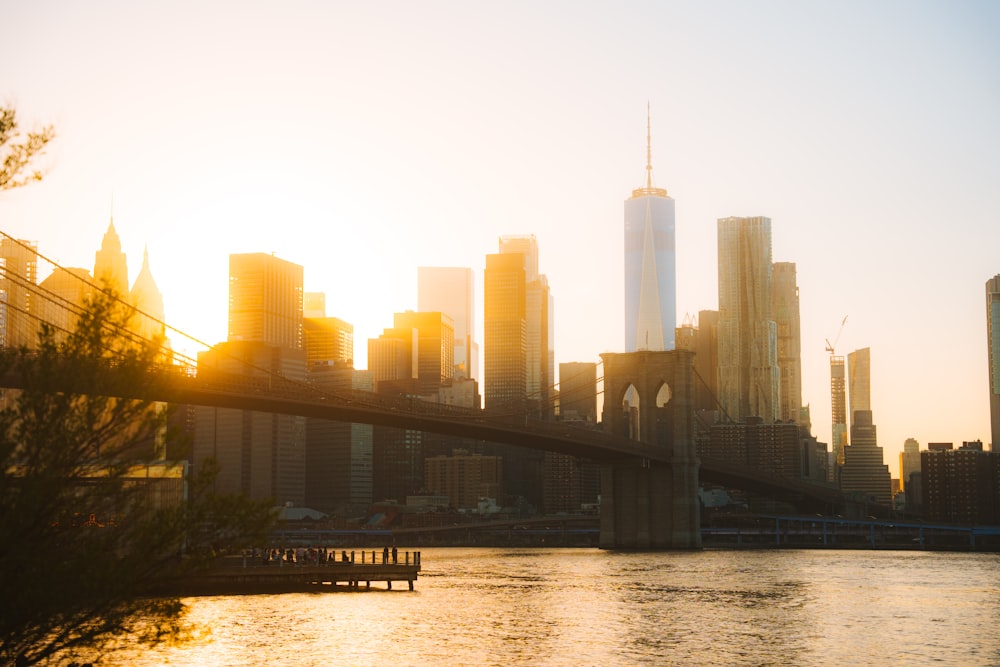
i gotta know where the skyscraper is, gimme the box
[830,355,848,470]
[839,409,891,506]
[900,437,920,491]
[93,220,128,297]
[558,362,597,423]
[0,237,38,349]
[848,347,871,435]
[499,235,553,416]
[37,267,92,337]
[369,311,455,396]
[987,275,1000,450]
[129,247,165,342]
[194,340,307,505]
[306,362,372,513]
[484,237,552,509]
[193,252,306,505]
[484,251,527,411]
[624,106,675,352]
[228,253,304,350]
[304,315,354,369]
[675,310,719,414]
[418,267,479,381]
[717,216,780,423]
[772,262,802,424]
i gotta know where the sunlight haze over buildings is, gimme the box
[2,1,999,478]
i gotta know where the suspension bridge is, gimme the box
[0,231,858,549]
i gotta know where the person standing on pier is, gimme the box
[382,546,389,564]
[391,546,398,564]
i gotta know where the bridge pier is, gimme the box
[599,350,701,550]
[600,458,700,549]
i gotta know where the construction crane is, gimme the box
[825,315,848,355]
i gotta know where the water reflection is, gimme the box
[107,548,1000,666]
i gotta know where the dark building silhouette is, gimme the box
[921,441,999,525]
[839,409,891,506]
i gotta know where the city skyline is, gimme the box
[2,1,999,479]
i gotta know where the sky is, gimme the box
[2,0,999,477]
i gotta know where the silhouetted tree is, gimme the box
[0,106,55,190]
[0,288,274,665]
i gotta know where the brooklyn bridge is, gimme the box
[0,231,860,550]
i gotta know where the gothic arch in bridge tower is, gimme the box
[599,349,700,550]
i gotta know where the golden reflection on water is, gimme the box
[109,548,1000,666]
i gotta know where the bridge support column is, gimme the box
[599,350,701,550]
[599,459,700,550]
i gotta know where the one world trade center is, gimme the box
[624,106,675,352]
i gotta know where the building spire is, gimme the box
[646,101,653,190]
[631,103,668,199]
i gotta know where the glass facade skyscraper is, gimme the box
[848,347,871,435]
[717,216,780,423]
[228,253,304,350]
[624,109,675,352]
[772,262,802,424]
[418,266,478,381]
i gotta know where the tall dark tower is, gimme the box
[987,275,1000,450]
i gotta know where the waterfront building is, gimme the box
[624,107,675,352]
[542,449,579,515]
[367,312,454,503]
[193,340,307,506]
[193,252,306,505]
[848,347,871,435]
[900,437,921,491]
[423,375,483,455]
[306,361,372,514]
[987,275,1000,450]
[839,410,891,506]
[0,237,38,349]
[228,253,304,350]
[772,262,803,424]
[921,440,999,525]
[424,449,503,511]
[418,267,479,381]
[717,216,780,423]
[546,362,601,514]
[372,378,425,505]
[702,418,803,479]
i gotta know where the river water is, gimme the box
[112,548,1000,666]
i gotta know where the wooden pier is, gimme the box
[166,551,422,595]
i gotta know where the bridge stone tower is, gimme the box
[600,350,700,549]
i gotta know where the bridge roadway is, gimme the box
[1,359,849,512]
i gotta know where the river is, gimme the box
[110,548,1000,666]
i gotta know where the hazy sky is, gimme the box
[3,0,999,476]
